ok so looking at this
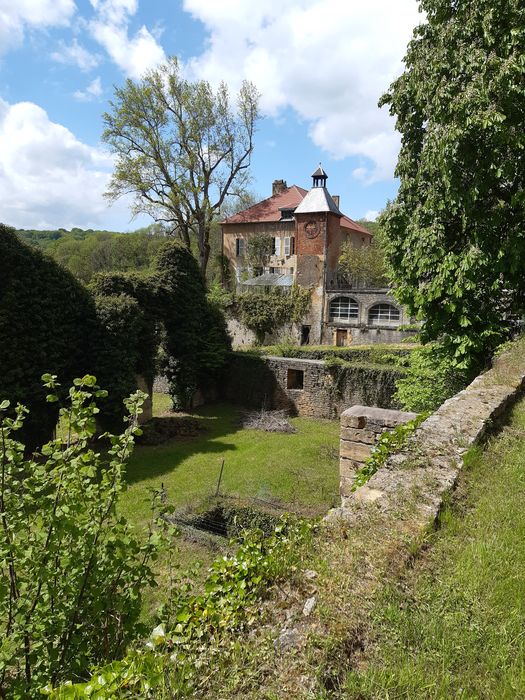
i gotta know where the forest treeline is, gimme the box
[16,225,170,283]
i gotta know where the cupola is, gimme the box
[311,165,328,188]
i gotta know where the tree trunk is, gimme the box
[197,220,210,277]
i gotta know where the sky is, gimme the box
[0,0,422,231]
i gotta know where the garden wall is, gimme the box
[330,340,525,517]
[222,353,405,418]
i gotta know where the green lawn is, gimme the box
[120,397,339,530]
[120,395,339,619]
[345,396,525,699]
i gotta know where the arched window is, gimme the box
[329,296,358,322]
[368,303,400,324]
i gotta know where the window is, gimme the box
[284,237,291,256]
[274,237,281,256]
[368,303,400,324]
[287,368,304,390]
[280,209,294,220]
[329,296,358,322]
[235,238,245,257]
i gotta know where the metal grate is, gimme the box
[329,296,359,321]
[368,303,400,323]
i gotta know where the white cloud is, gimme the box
[89,0,165,78]
[0,98,132,230]
[73,76,103,101]
[184,0,421,183]
[51,38,101,71]
[0,0,76,56]
[364,210,379,221]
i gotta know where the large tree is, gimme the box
[103,57,260,275]
[380,0,525,367]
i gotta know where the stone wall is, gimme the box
[339,406,416,499]
[227,317,298,349]
[321,288,418,345]
[328,341,525,519]
[223,354,404,418]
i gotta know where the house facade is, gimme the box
[222,167,415,346]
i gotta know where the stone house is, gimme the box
[222,167,415,346]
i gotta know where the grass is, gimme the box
[343,395,525,699]
[121,395,339,530]
[121,394,339,618]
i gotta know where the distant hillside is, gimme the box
[14,225,167,284]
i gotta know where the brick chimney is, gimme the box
[272,179,287,196]
[332,195,340,208]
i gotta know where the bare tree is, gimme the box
[102,57,260,274]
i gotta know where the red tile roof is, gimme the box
[222,185,307,224]
[222,185,372,237]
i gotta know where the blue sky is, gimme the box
[0,0,421,231]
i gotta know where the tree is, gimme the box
[380,0,525,368]
[103,57,260,275]
[338,234,388,288]
[245,233,274,275]
[0,377,164,696]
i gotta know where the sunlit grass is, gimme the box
[345,397,525,699]
[121,397,339,530]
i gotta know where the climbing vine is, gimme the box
[236,285,311,344]
[352,412,430,489]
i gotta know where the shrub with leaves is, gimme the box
[46,518,315,699]
[0,224,96,449]
[0,375,167,698]
[237,285,311,344]
[156,240,231,409]
[394,344,470,413]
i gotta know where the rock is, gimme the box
[303,569,318,580]
[302,596,317,617]
[275,628,301,651]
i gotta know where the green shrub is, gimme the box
[236,285,311,344]
[394,344,470,413]
[46,517,314,698]
[0,224,96,448]
[156,241,231,410]
[90,271,163,388]
[92,294,144,432]
[0,376,167,698]
[91,242,231,412]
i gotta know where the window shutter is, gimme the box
[275,237,281,256]
[291,237,295,255]
[284,237,290,256]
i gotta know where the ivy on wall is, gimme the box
[236,285,311,344]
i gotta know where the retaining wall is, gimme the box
[329,344,525,518]
[339,406,416,499]
[223,353,404,418]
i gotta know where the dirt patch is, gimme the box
[136,416,203,445]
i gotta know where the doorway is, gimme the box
[336,329,348,346]
[300,325,311,345]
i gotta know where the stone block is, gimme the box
[340,475,355,498]
[340,412,366,429]
[340,439,372,462]
[341,405,416,430]
[339,457,360,479]
[340,426,376,444]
